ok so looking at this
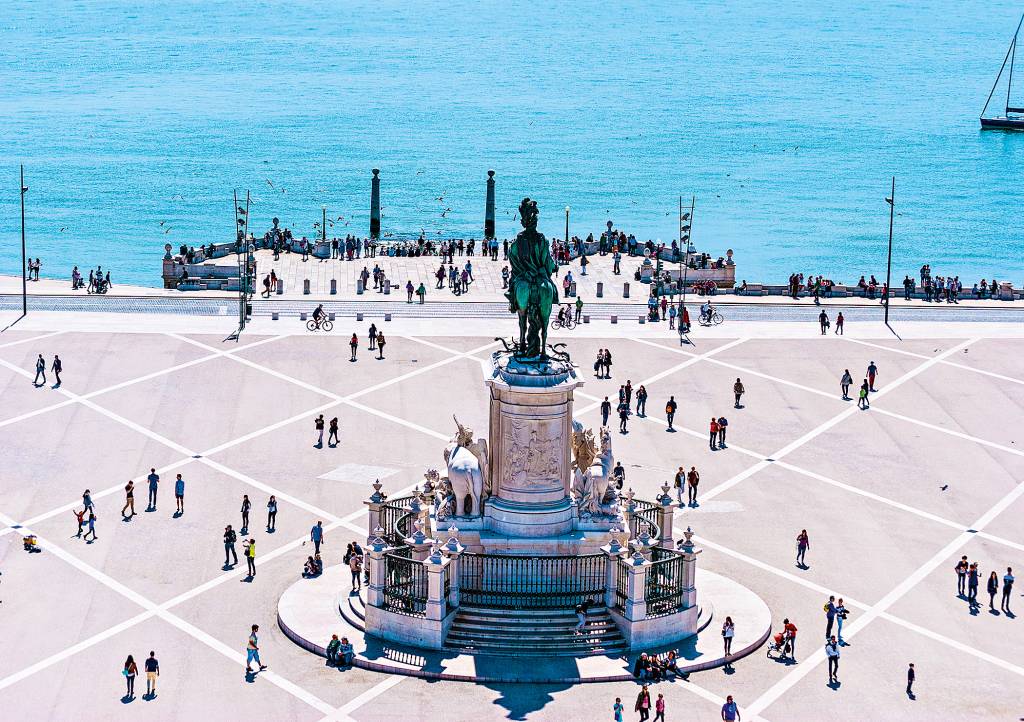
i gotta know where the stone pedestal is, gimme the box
[483,353,581,537]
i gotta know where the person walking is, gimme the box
[818,309,829,335]
[601,396,611,427]
[867,361,878,391]
[825,636,840,684]
[377,332,386,359]
[121,479,135,519]
[687,466,700,506]
[733,378,745,408]
[311,521,325,554]
[74,507,86,537]
[575,296,583,323]
[955,556,969,597]
[635,685,652,721]
[83,510,98,542]
[613,697,625,722]
[709,417,719,450]
[266,496,278,532]
[635,385,648,417]
[721,695,741,721]
[967,562,980,608]
[573,599,592,635]
[349,549,362,590]
[349,333,358,362]
[840,369,853,400]
[146,468,159,511]
[51,355,62,386]
[796,530,810,568]
[246,625,267,673]
[625,380,633,406]
[143,651,159,699]
[674,466,685,506]
[174,474,185,514]
[783,618,798,661]
[618,402,629,434]
[368,323,377,350]
[123,655,138,700]
[240,494,251,533]
[33,353,46,386]
[314,414,325,447]
[906,663,915,698]
[224,525,238,567]
[83,488,94,514]
[834,312,844,335]
[717,415,729,448]
[664,396,678,431]
[835,598,848,645]
[722,615,735,658]
[987,570,999,610]
[1002,567,1015,613]
[824,595,837,639]
[244,538,257,578]
[653,693,666,722]
[328,417,340,447]
[857,381,870,409]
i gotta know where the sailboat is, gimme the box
[981,14,1024,129]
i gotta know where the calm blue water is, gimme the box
[2,0,1023,287]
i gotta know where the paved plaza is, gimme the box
[0,314,1022,721]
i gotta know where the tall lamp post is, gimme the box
[884,177,895,325]
[20,165,28,317]
[564,206,570,251]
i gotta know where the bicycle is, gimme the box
[698,311,724,326]
[306,317,333,332]
[550,314,577,330]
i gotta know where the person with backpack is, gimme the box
[665,396,678,431]
[224,525,238,567]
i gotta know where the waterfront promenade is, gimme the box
[0,305,1022,721]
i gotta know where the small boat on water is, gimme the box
[981,14,1024,129]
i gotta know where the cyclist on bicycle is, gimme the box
[699,301,711,323]
[556,305,567,326]
[312,303,326,328]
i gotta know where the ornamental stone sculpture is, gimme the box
[505,197,559,359]
[443,416,489,516]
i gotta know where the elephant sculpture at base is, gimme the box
[444,417,489,517]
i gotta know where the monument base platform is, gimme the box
[278,565,771,683]
[483,496,574,537]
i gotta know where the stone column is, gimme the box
[656,482,675,549]
[443,526,465,609]
[600,532,625,609]
[621,488,636,540]
[364,480,385,546]
[424,545,449,622]
[484,170,496,239]
[623,551,648,622]
[370,168,381,239]
[365,530,389,609]
[677,526,702,609]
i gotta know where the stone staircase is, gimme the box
[339,590,367,631]
[444,606,628,657]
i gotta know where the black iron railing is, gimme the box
[614,557,630,613]
[379,495,417,545]
[460,553,607,609]
[382,546,427,617]
[631,500,660,540]
[645,548,686,617]
[442,559,453,608]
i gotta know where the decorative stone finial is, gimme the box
[428,544,444,564]
[659,481,672,505]
[369,479,384,504]
[411,519,427,545]
[445,525,463,553]
[370,526,387,551]
[683,526,694,545]
[631,550,647,566]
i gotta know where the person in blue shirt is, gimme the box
[721,695,740,721]
[174,474,185,514]
[146,468,159,511]
[311,521,324,554]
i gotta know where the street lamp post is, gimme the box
[322,205,327,244]
[884,177,895,325]
[20,165,27,317]
[564,206,570,251]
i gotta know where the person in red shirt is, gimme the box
[709,418,720,450]
[783,618,798,661]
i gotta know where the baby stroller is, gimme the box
[23,534,39,552]
[766,630,792,659]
